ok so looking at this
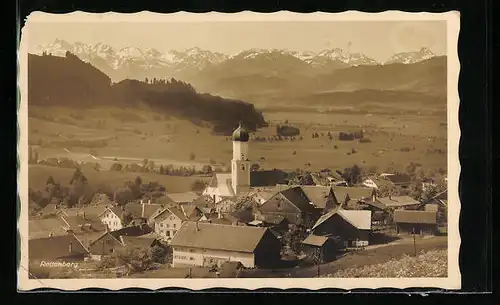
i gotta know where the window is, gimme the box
[189,257,195,261]
[106,239,112,245]
[189,249,194,252]
[241,165,245,170]
[160,223,164,228]
[166,231,171,237]
[173,224,176,228]
[166,223,170,228]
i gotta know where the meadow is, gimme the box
[28,104,447,179]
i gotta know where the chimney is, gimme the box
[68,242,73,253]
[142,200,146,218]
[372,191,377,202]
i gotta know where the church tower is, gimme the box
[231,121,251,195]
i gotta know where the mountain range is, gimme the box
[35,39,439,83]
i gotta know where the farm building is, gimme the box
[170,222,281,268]
[393,210,438,235]
[311,208,372,248]
[301,234,340,263]
[332,186,377,208]
[384,174,412,189]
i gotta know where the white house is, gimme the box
[97,206,124,232]
[152,205,203,242]
[169,221,281,268]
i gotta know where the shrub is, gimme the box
[189,152,196,161]
[359,138,372,143]
[400,147,411,152]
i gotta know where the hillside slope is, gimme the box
[28,53,266,134]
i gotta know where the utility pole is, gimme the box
[412,227,417,257]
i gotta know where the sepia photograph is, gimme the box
[17,11,460,290]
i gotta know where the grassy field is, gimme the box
[28,105,447,190]
[322,249,447,278]
[28,164,211,193]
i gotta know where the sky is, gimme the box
[26,21,447,62]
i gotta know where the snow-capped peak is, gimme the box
[385,47,435,65]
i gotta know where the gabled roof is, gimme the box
[300,185,333,208]
[332,186,375,203]
[120,236,157,249]
[377,196,420,207]
[337,210,372,230]
[124,203,163,219]
[29,234,89,260]
[386,174,412,184]
[60,215,107,233]
[312,207,371,231]
[170,222,270,253]
[279,186,317,213]
[250,170,287,187]
[29,217,70,240]
[165,191,200,204]
[394,210,437,224]
[302,234,329,247]
[205,173,235,197]
[109,225,152,238]
[153,206,187,221]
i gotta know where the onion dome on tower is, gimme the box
[232,121,249,142]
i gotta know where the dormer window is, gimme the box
[241,165,245,170]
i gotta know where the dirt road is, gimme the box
[239,236,448,278]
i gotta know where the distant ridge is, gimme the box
[28,52,267,135]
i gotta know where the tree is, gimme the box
[189,152,196,161]
[342,165,362,186]
[113,186,134,206]
[191,180,206,192]
[110,163,123,171]
[159,165,165,174]
[69,168,85,185]
[46,176,56,186]
[201,165,213,174]
[250,163,260,171]
[145,77,148,83]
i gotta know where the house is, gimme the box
[377,195,421,210]
[98,206,126,231]
[89,230,126,259]
[311,208,372,248]
[88,227,159,260]
[300,185,339,214]
[165,191,200,205]
[200,212,248,226]
[301,234,340,263]
[258,186,319,227]
[170,222,281,268]
[393,210,438,235]
[29,234,89,262]
[359,200,390,225]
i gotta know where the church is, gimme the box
[202,122,288,203]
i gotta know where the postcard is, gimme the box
[17,10,461,291]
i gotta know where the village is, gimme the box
[28,122,448,279]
